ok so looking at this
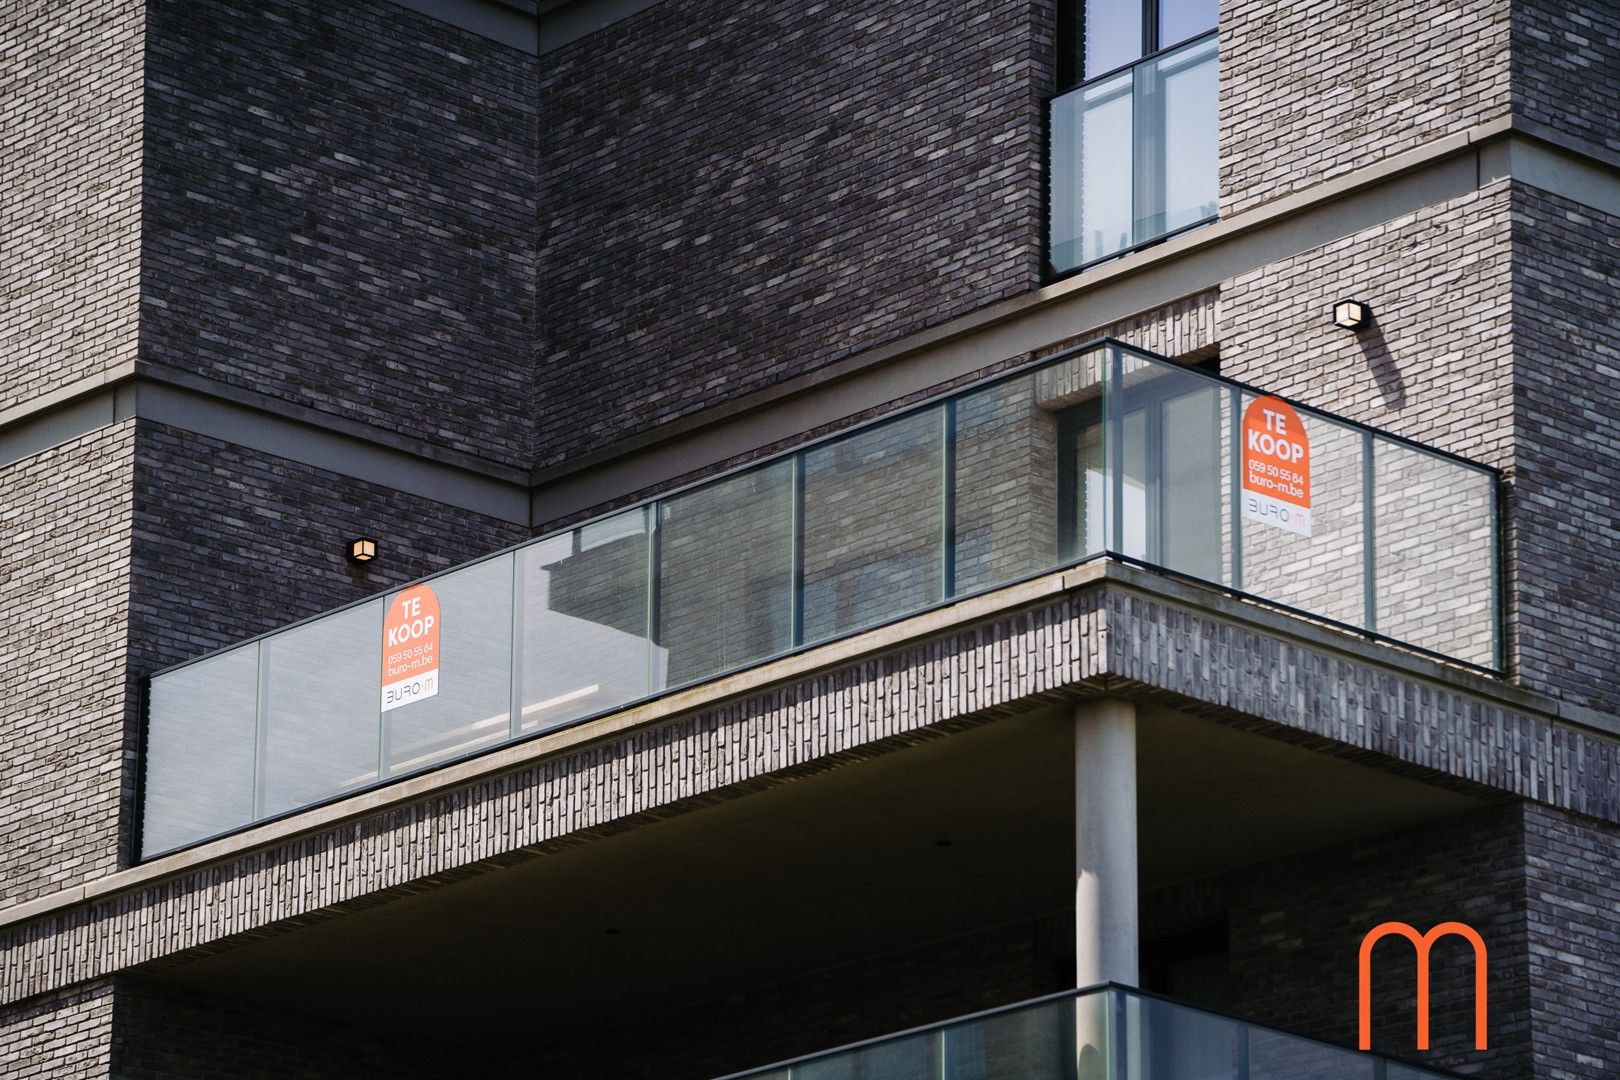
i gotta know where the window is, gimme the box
[1049,0,1219,275]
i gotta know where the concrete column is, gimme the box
[1075,697,1139,988]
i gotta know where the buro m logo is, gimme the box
[1358,922,1488,1051]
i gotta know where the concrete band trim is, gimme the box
[4,124,1616,527]
[2,560,1616,1006]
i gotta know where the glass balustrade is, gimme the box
[719,986,1464,1080]
[140,340,1501,858]
[1049,32,1219,275]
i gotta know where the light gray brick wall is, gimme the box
[0,0,143,409]
[0,980,114,1079]
[1218,0,1510,216]
[1219,184,1512,668]
[0,425,136,906]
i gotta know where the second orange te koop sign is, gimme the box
[1241,395,1312,538]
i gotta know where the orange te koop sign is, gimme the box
[1241,396,1312,537]
[381,583,440,712]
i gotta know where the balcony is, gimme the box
[140,340,1501,859]
[718,986,1460,1080]
[1048,32,1219,275]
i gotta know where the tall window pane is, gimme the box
[1084,0,1142,78]
[1051,69,1134,270]
[1158,35,1219,235]
[1158,0,1217,48]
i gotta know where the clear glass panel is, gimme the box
[658,460,794,687]
[519,508,656,735]
[1159,0,1218,48]
[1067,991,1108,1080]
[1237,393,1366,627]
[954,374,1065,592]
[1108,352,1226,580]
[1049,35,1218,275]
[259,599,384,817]
[1154,36,1219,236]
[802,407,945,643]
[383,555,513,776]
[1247,1026,1378,1080]
[142,642,259,856]
[1050,70,1134,272]
[1085,0,1143,78]
[1129,993,1243,1080]
[1373,441,1497,666]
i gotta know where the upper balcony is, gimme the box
[139,341,1501,859]
[1048,26,1219,276]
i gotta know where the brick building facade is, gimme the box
[3,0,1619,1076]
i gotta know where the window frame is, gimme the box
[1044,15,1220,281]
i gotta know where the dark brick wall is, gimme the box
[128,424,528,853]
[0,426,135,907]
[1228,806,1532,1079]
[536,913,1072,1080]
[109,976,516,1079]
[140,0,537,466]
[1219,0,1509,216]
[0,0,143,408]
[1510,183,1620,715]
[1513,2,1620,157]
[535,0,1055,469]
[128,422,528,677]
[1522,804,1620,1078]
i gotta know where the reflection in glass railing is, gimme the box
[140,341,1500,858]
[1049,33,1219,274]
[718,987,1462,1080]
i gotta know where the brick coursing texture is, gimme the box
[140,0,538,467]
[109,976,514,1078]
[0,426,135,908]
[1511,184,1620,717]
[129,422,529,853]
[12,580,1620,1011]
[1219,185,1513,668]
[0,980,114,1079]
[129,423,528,671]
[0,0,143,410]
[537,913,1073,1079]
[1512,1,1620,158]
[1217,0,1509,216]
[1228,805,1532,1079]
[529,295,1218,544]
[535,0,1055,470]
[1522,805,1620,1078]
